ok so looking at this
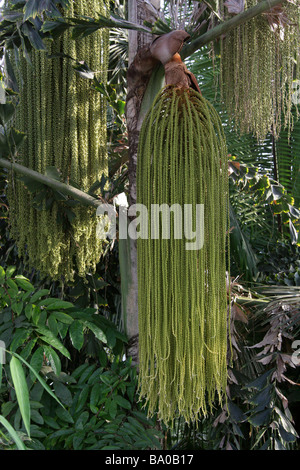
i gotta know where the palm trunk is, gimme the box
[123,0,161,363]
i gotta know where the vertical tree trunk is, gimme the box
[123,0,161,363]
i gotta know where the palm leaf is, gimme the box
[9,356,31,437]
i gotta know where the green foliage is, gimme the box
[249,239,300,287]
[1,0,300,452]
[275,111,300,207]
[33,360,162,450]
[0,265,126,361]
[168,280,300,450]
[0,265,162,450]
[0,415,27,450]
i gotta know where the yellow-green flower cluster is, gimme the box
[8,0,109,282]
[220,0,300,140]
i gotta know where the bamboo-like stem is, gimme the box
[182,0,287,59]
[0,158,101,208]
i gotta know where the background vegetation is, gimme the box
[0,0,300,450]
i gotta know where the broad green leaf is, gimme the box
[0,102,15,126]
[69,320,84,350]
[1,401,15,418]
[0,266,5,284]
[24,303,33,320]
[228,400,247,423]
[271,184,284,200]
[6,266,16,278]
[246,369,274,390]
[90,383,102,407]
[274,407,299,436]
[108,398,117,419]
[43,416,60,430]
[132,410,155,426]
[249,384,272,408]
[279,424,297,443]
[45,166,62,181]
[44,299,74,310]
[274,438,286,450]
[24,0,49,20]
[57,322,69,339]
[32,305,42,325]
[9,356,31,437]
[31,409,44,425]
[9,352,64,409]
[37,297,69,308]
[105,328,116,348]
[53,381,73,407]
[6,278,18,294]
[87,368,102,385]
[12,300,24,316]
[75,385,90,413]
[10,328,31,353]
[99,374,113,386]
[117,99,125,115]
[127,416,146,433]
[71,363,90,380]
[41,20,71,40]
[75,411,89,430]
[20,339,38,361]
[77,364,97,385]
[0,415,26,450]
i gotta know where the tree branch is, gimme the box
[181,0,287,59]
[0,158,101,208]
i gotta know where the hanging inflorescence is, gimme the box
[219,0,300,141]
[7,0,109,282]
[137,86,230,424]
